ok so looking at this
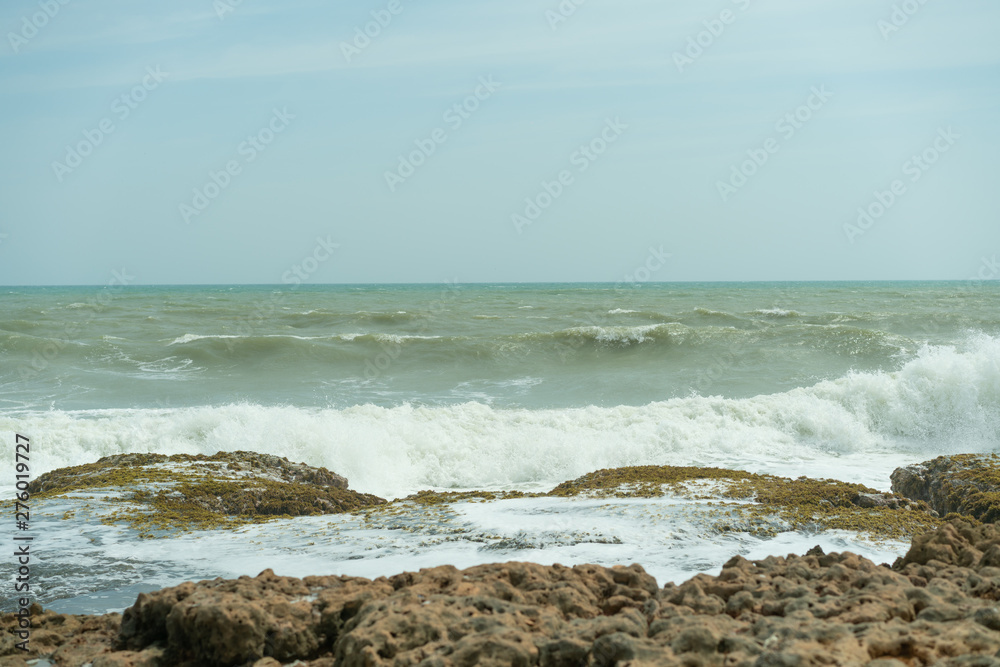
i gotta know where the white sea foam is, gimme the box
[564,324,670,345]
[337,333,443,343]
[5,336,999,499]
[751,308,800,317]
[168,333,345,345]
[25,492,911,615]
[168,333,240,345]
[372,334,441,343]
[137,357,196,375]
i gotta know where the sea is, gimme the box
[2,281,999,614]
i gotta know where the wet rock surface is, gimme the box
[892,454,1000,522]
[6,518,1000,666]
[29,451,385,534]
[544,465,940,540]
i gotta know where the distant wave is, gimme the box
[168,333,240,345]
[691,308,747,324]
[338,333,443,344]
[559,324,669,345]
[750,308,800,317]
[59,322,914,367]
[7,334,998,498]
[352,311,418,323]
[168,333,323,345]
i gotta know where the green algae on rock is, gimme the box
[892,453,1000,523]
[30,451,385,535]
[402,489,539,506]
[365,465,942,542]
[547,465,756,498]
[548,465,941,541]
[34,456,946,542]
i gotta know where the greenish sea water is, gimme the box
[2,282,998,613]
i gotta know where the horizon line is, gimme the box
[3,279,997,289]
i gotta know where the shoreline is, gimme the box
[3,518,1000,666]
[10,452,1000,619]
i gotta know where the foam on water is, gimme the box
[3,284,1000,614]
[20,493,912,615]
[751,308,800,317]
[4,336,998,499]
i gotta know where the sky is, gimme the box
[0,0,998,285]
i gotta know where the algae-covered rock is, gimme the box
[30,451,384,535]
[891,453,1000,522]
[545,465,940,541]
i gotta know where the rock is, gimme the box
[891,453,1000,522]
[852,491,894,508]
[252,659,283,667]
[537,638,589,667]
[8,519,1000,665]
[546,464,941,542]
[28,451,384,534]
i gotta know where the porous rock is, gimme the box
[7,518,1000,665]
[891,453,1000,522]
[28,451,382,534]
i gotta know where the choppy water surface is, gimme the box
[2,282,998,612]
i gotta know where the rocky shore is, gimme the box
[891,454,1000,523]
[5,452,1000,666]
[27,453,946,541]
[27,451,386,535]
[3,517,1000,666]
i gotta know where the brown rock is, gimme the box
[27,451,379,535]
[891,453,1000,521]
[6,519,1000,666]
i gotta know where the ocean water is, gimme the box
[2,282,999,613]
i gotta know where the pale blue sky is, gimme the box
[1,0,998,284]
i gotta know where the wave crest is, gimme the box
[6,335,999,498]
